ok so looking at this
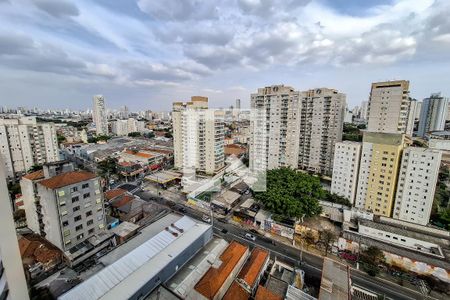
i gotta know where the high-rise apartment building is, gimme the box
[0,158,30,300]
[331,141,362,205]
[298,88,346,175]
[249,86,345,175]
[249,85,301,171]
[236,99,241,109]
[360,101,369,121]
[393,147,442,225]
[367,80,415,136]
[418,93,448,138]
[93,95,108,135]
[414,101,422,120]
[0,117,59,181]
[355,132,408,217]
[173,97,225,175]
[21,162,106,252]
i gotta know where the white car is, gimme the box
[244,233,256,241]
[202,215,211,223]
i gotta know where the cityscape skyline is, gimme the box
[1,0,450,110]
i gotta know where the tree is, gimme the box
[164,132,173,138]
[57,134,66,145]
[143,132,155,139]
[97,157,118,178]
[13,209,26,222]
[253,168,323,219]
[128,132,141,137]
[29,164,43,172]
[318,229,336,256]
[360,246,385,276]
[325,193,352,207]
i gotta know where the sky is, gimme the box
[1,0,450,111]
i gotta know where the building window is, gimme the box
[83,193,90,199]
[63,230,70,237]
[62,220,69,227]
[70,187,78,193]
[88,228,95,235]
[86,211,92,217]
[87,219,94,226]
[82,183,89,189]
[58,190,65,197]
[77,234,84,240]
[75,224,83,231]
[74,215,82,222]
[73,206,80,212]
[72,196,79,203]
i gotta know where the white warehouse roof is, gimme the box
[59,216,211,300]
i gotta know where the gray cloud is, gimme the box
[0,33,34,55]
[137,0,217,21]
[238,0,311,17]
[34,0,79,17]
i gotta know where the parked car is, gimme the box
[178,206,187,213]
[244,233,256,241]
[202,215,211,223]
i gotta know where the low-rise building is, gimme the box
[59,216,213,300]
[119,150,164,166]
[193,241,249,300]
[318,258,350,300]
[236,247,269,294]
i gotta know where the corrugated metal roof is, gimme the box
[59,216,205,300]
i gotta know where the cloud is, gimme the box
[238,0,311,17]
[34,0,79,17]
[137,0,218,21]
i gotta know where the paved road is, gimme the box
[135,190,433,300]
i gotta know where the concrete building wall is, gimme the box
[21,178,41,233]
[355,132,407,217]
[250,85,301,171]
[331,141,362,205]
[367,80,413,136]
[393,147,442,225]
[298,88,346,175]
[93,95,108,135]
[0,117,58,180]
[418,94,448,138]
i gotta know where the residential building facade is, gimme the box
[249,85,301,171]
[367,80,415,136]
[298,88,346,174]
[21,162,106,252]
[93,95,108,135]
[355,132,408,217]
[173,96,225,175]
[393,147,442,225]
[0,117,59,181]
[417,93,448,138]
[331,141,362,205]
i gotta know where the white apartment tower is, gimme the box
[173,97,225,175]
[249,85,301,171]
[0,117,59,181]
[21,162,106,252]
[367,80,415,136]
[298,88,346,175]
[418,93,448,138]
[93,95,108,135]
[393,147,442,225]
[331,141,362,205]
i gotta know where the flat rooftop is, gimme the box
[166,237,229,298]
[319,258,349,300]
[59,216,211,300]
[145,170,181,184]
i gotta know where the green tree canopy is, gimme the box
[361,246,385,276]
[253,168,323,219]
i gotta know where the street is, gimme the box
[135,190,436,300]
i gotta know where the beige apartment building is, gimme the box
[249,85,345,175]
[298,88,346,175]
[93,95,108,135]
[355,132,408,217]
[249,85,301,171]
[367,80,415,136]
[0,116,59,181]
[172,96,224,175]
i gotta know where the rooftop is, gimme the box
[59,216,211,300]
[255,285,283,300]
[110,221,140,238]
[125,150,155,158]
[104,188,127,201]
[39,171,97,189]
[194,241,249,299]
[319,258,349,300]
[22,170,45,181]
[223,282,249,300]
[238,247,269,288]
[166,238,228,298]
